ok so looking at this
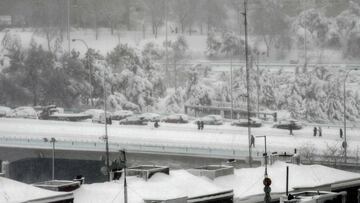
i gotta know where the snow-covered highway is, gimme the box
[0,118,359,159]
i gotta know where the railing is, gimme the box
[0,136,260,160]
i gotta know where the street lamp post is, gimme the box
[103,68,110,180]
[256,135,268,176]
[43,137,56,180]
[343,68,358,163]
[120,149,128,203]
[256,135,271,203]
[72,39,93,107]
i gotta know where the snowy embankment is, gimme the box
[72,162,360,202]
[0,118,358,156]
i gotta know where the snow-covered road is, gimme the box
[0,118,359,157]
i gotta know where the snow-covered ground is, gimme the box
[0,118,358,157]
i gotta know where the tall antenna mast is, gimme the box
[103,68,110,180]
[243,0,252,167]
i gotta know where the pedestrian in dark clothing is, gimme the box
[313,127,317,137]
[197,120,201,130]
[250,135,255,148]
[318,126,322,137]
[340,128,343,139]
[154,121,160,128]
[200,121,204,130]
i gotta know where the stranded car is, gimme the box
[273,119,302,130]
[231,118,262,127]
[119,115,148,125]
[140,113,161,122]
[111,110,133,120]
[9,106,38,119]
[161,114,189,123]
[196,115,223,125]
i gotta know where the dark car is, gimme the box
[231,118,262,127]
[273,119,302,130]
[161,114,189,123]
[119,115,148,125]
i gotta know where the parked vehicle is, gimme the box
[231,118,262,127]
[9,106,38,119]
[196,115,223,125]
[119,115,148,125]
[39,105,92,121]
[140,113,161,122]
[111,110,133,120]
[280,191,344,203]
[0,106,11,117]
[273,119,302,130]
[161,114,189,123]
[83,109,112,123]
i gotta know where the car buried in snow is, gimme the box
[111,110,133,120]
[161,114,189,123]
[231,118,262,127]
[119,115,148,125]
[195,115,223,125]
[140,113,161,122]
[273,119,303,130]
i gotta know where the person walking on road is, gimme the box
[289,124,294,136]
[340,128,343,139]
[200,121,204,130]
[250,135,255,148]
[318,126,322,137]
[154,121,160,128]
[196,120,201,130]
[313,127,317,137]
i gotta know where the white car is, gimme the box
[9,106,38,119]
[111,110,133,120]
[83,109,112,123]
[196,115,223,125]
[140,113,161,122]
[0,106,11,117]
[162,114,189,123]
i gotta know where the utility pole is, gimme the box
[230,56,233,119]
[255,52,260,118]
[243,0,252,167]
[165,0,169,87]
[67,0,71,53]
[122,150,128,203]
[103,68,110,181]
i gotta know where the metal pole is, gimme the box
[230,56,233,119]
[165,0,169,87]
[264,136,267,176]
[243,0,252,167]
[52,140,55,180]
[344,73,347,164]
[286,166,289,196]
[256,54,260,118]
[67,0,71,53]
[123,150,128,203]
[103,68,110,180]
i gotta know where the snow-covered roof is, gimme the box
[213,162,360,199]
[0,177,73,203]
[73,169,228,203]
[73,162,360,202]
